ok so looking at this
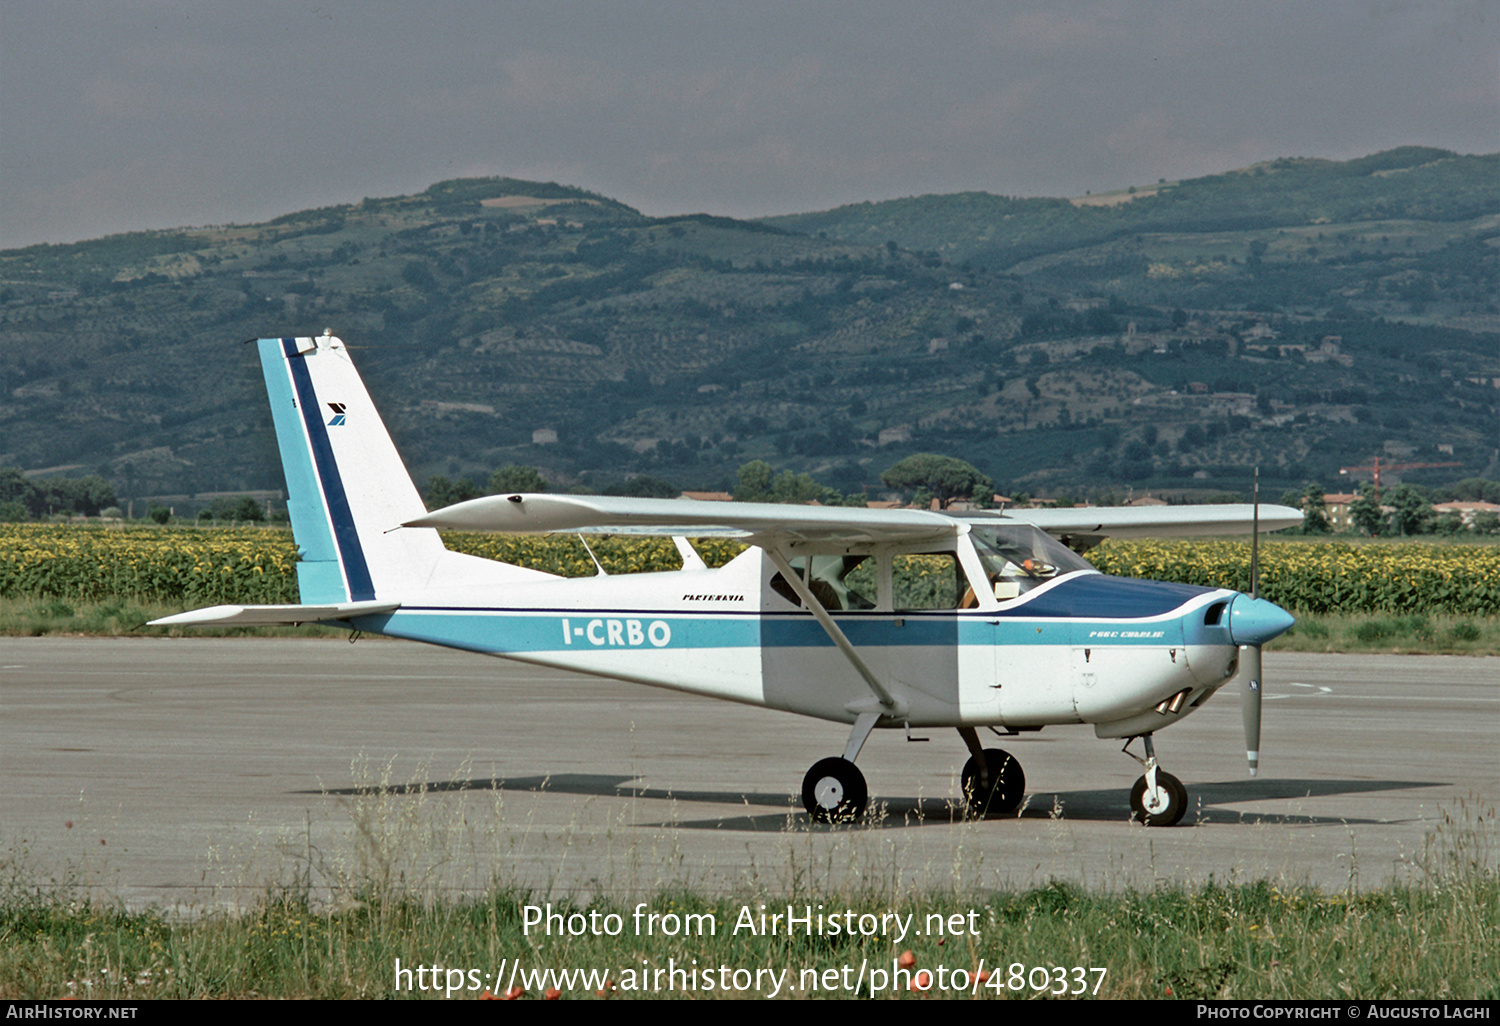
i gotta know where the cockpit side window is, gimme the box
[769,554,877,611]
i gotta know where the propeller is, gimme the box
[1229,585,1291,775]
[1240,636,1262,776]
[1230,468,1293,776]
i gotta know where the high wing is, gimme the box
[403,493,964,547]
[405,493,1302,545]
[997,503,1303,539]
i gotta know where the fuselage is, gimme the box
[349,544,1269,740]
[150,333,1301,827]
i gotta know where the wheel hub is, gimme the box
[814,776,844,809]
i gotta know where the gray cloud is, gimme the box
[2,0,1494,247]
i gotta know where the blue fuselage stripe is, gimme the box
[358,598,1223,655]
[280,338,376,602]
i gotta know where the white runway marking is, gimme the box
[1268,682,1334,700]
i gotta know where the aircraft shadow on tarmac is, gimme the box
[305,773,1444,832]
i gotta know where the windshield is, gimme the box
[967,523,1095,601]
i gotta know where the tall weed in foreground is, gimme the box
[1,793,1494,999]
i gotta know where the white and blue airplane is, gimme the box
[153,332,1300,826]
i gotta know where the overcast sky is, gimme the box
[2,1,1495,249]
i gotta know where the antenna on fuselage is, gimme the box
[1250,467,1260,600]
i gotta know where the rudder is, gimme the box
[259,333,446,602]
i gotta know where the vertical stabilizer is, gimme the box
[259,333,447,602]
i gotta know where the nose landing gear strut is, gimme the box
[1124,734,1188,826]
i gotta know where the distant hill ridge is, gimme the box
[0,147,1494,510]
[762,147,1499,265]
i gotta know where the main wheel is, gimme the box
[802,757,868,823]
[961,748,1025,818]
[1130,770,1188,826]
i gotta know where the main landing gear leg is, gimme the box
[801,712,879,823]
[957,727,1026,819]
[1125,733,1188,826]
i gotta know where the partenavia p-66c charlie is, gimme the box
[154,333,1300,826]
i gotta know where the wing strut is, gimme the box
[765,549,903,716]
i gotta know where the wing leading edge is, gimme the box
[996,503,1303,538]
[403,494,1302,546]
[402,493,964,546]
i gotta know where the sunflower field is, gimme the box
[3,524,1497,616]
[0,525,740,605]
[1087,538,1500,615]
[0,524,299,605]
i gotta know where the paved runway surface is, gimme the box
[2,638,1495,908]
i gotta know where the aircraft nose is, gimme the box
[1228,594,1295,646]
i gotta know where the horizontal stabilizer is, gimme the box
[149,601,400,628]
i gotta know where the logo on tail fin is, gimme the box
[326,402,347,426]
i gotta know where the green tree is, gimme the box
[1348,485,1385,536]
[733,460,831,505]
[0,467,33,510]
[1299,483,1330,534]
[425,475,480,508]
[734,460,776,502]
[1429,477,1500,504]
[1388,483,1432,536]
[487,465,549,495]
[768,471,826,504]
[601,475,678,498]
[1433,510,1466,536]
[27,475,117,517]
[232,496,265,522]
[880,454,993,509]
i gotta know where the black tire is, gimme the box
[961,748,1025,818]
[801,757,868,823]
[1129,770,1188,826]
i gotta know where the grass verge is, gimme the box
[1269,612,1500,655]
[2,798,1495,1000]
[0,596,357,639]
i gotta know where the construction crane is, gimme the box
[1339,456,1463,500]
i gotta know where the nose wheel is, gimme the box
[1130,769,1187,826]
[1124,733,1189,826]
[802,757,868,823]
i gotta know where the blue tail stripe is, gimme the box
[259,339,342,602]
[279,338,377,602]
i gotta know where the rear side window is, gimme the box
[891,553,962,610]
